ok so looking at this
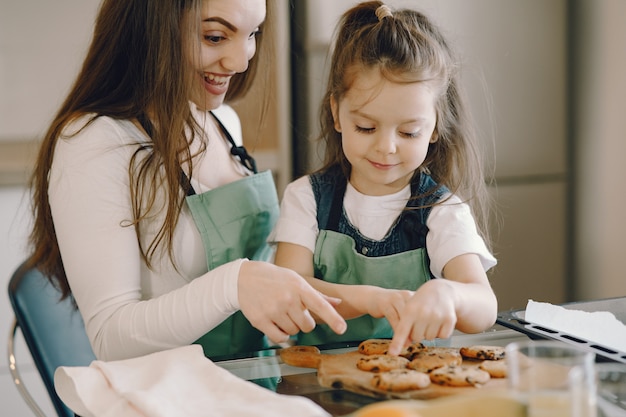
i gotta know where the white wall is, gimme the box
[573,0,626,299]
[0,0,101,142]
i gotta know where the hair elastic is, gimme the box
[375,4,393,21]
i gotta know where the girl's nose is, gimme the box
[375,131,397,154]
[222,39,256,73]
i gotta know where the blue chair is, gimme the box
[7,262,96,417]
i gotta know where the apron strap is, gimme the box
[136,111,258,197]
[210,111,258,174]
[136,113,197,196]
[326,178,347,232]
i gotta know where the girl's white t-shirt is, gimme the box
[49,105,249,361]
[268,175,497,278]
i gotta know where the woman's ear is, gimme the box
[330,95,341,132]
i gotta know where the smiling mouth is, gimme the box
[204,73,229,86]
[369,160,397,169]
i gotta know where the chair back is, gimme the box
[8,262,96,417]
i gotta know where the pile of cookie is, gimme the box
[356,339,506,392]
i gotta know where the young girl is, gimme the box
[270,1,497,356]
[27,0,346,361]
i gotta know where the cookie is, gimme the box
[429,365,491,387]
[371,369,431,392]
[406,347,462,373]
[357,339,424,358]
[401,342,427,359]
[459,345,506,361]
[358,339,392,355]
[356,354,410,373]
[279,345,321,368]
[479,358,507,378]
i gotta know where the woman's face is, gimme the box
[188,0,266,111]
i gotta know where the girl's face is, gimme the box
[331,69,439,196]
[188,0,266,111]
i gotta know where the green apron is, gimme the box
[298,229,431,346]
[188,170,279,358]
[136,111,279,359]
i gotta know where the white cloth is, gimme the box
[525,299,626,353]
[49,104,251,361]
[54,345,329,417]
[268,175,496,278]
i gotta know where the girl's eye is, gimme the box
[401,131,420,139]
[354,125,375,134]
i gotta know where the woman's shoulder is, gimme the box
[54,114,147,169]
[61,114,145,146]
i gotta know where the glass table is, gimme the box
[215,326,529,416]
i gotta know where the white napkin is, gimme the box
[525,299,626,353]
[54,345,330,417]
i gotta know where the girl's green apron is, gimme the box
[298,230,431,346]
[298,169,444,346]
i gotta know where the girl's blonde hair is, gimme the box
[318,0,493,246]
[28,0,275,299]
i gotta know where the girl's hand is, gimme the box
[237,261,347,344]
[362,287,414,330]
[387,279,457,355]
[387,254,497,356]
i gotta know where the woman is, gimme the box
[28,0,346,361]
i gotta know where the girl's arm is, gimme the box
[387,253,497,356]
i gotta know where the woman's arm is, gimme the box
[50,117,244,360]
[50,117,346,360]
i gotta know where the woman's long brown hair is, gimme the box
[28,0,274,300]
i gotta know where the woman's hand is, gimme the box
[237,260,347,344]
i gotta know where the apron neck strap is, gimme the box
[136,111,258,197]
[327,178,347,232]
[136,112,196,196]
[209,111,258,174]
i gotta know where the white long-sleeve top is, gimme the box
[49,105,250,361]
[268,176,497,278]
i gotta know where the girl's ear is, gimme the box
[430,128,439,143]
[330,95,342,132]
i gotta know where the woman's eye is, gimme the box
[401,131,420,138]
[204,35,226,44]
[354,125,375,134]
[249,29,261,39]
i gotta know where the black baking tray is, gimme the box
[496,296,626,363]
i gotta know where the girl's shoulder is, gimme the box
[309,165,345,185]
